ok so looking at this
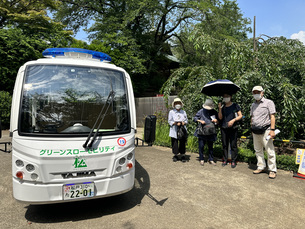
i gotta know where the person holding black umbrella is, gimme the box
[218,94,243,168]
[200,79,241,167]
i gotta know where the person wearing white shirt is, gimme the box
[168,98,188,162]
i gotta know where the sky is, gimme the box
[75,0,305,44]
[236,0,305,43]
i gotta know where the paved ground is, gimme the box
[1,129,305,229]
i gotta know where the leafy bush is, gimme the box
[238,147,257,164]
[276,155,298,172]
[154,121,171,148]
[0,91,11,129]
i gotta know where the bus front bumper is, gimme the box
[13,169,135,204]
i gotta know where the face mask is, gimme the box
[175,104,181,110]
[223,97,230,103]
[253,94,262,100]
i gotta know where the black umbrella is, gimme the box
[201,79,240,96]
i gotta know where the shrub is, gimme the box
[154,121,171,147]
[0,91,11,129]
[238,147,256,164]
[276,154,298,172]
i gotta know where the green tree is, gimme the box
[0,26,74,93]
[0,1,72,38]
[252,36,305,138]
[0,1,74,93]
[1,0,58,28]
[0,28,45,92]
[162,0,252,127]
[54,0,249,96]
[0,0,73,45]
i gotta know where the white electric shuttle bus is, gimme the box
[10,48,136,204]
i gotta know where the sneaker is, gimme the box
[209,161,216,166]
[253,169,264,174]
[269,171,277,179]
[173,156,178,162]
[200,160,204,166]
[222,161,227,167]
[231,162,236,168]
[181,155,186,163]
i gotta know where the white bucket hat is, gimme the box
[202,98,215,110]
[172,98,184,108]
[252,86,264,92]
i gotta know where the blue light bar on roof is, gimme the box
[42,48,112,62]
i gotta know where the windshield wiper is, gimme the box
[83,90,115,149]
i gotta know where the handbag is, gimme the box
[177,125,188,140]
[251,125,270,135]
[198,123,216,136]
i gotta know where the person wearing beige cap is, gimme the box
[168,98,188,162]
[193,98,218,166]
[251,86,277,179]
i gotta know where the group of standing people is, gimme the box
[168,85,278,179]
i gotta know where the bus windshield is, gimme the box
[19,64,130,135]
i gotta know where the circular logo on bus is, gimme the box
[117,137,127,146]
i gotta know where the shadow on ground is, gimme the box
[24,160,152,223]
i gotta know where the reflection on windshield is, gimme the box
[20,65,130,135]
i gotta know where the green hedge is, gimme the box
[0,91,11,129]
[154,122,298,172]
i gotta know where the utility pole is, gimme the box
[253,16,257,68]
[253,16,256,52]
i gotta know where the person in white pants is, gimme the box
[250,86,277,179]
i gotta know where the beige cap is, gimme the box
[172,98,184,108]
[202,98,215,110]
[252,86,264,92]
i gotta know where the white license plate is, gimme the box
[63,182,95,200]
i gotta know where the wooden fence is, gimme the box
[135,96,177,127]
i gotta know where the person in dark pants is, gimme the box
[218,94,243,168]
[168,98,188,162]
[193,99,218,166]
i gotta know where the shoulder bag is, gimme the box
[251,125,270,135]
[198,123,216,136]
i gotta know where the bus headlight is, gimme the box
[15,160,24,167]
[119,157,126,165]
[26,164,35,172]
[127,153,133,160]
[31,173,39,180]
[116,166,122,173]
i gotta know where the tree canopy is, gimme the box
[54,0,251,96]
[0,0,73,93]
[0,0,71,37]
